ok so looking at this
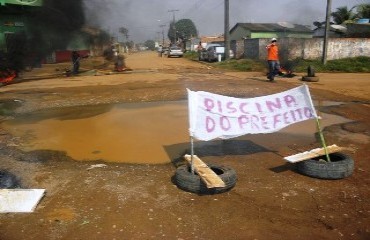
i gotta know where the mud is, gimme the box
[0,51,369,240]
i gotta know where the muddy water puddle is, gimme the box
[2,101,350,164]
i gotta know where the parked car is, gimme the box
[167,46,183,58]
[198,43,234,62]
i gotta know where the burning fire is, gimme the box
[0,69,16,84]
[278,67,295,78]
[279,67,292,75]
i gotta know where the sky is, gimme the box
[84,0,368,42]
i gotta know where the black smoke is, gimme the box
[1,0,86,73]
[27,0,85,55]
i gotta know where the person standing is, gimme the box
[71,51,88,75]
[71,51,81,75]
[266,38,280,81]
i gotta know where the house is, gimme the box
[0,0,43,70]
[0,0,42,53]
[313,20,370,38]
[313,25,347,38]
[346,22,370,38]
[230,22,313,41]
[188,35,225,51]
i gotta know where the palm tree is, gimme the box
[356,4,370,19]
[331,6,356,24]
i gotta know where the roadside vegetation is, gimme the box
[184,52,370,73]
[292,56,370,73]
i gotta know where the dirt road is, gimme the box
[0,51,369,240]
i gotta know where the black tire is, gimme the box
[302,76,319,82]
[296,152,354,179]
[174,164,237,194]
[0,170,20,189]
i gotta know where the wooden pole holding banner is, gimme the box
[315,117,331,162]
[190,136,195,174]
[304,83,331,162]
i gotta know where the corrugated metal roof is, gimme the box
[231,23,312,33]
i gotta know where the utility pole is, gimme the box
[168,9,179,44]
[156,31,161,45]
[224,0,230,60]
[322,0,332,64]
[160,24,166,46]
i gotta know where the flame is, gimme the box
[0,69,16,84]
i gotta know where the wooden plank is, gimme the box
[284,144,343,163]
[184,154,226,188]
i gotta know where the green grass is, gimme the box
[183,51,199,61]
[184,51,370,73]
[215,59,266,72]
[293,56,370,73]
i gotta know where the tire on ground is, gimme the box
[174,163,237,194]
[0,170,20,188]
[302,76,319,82]
[296,152,354,179]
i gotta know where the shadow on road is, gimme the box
[164,139,272,167]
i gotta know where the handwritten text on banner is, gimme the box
[187,85,317,141]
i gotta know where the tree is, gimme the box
[331,6,356,24]
[176,19,198,41]
[124,41,134,49]
[144,40,155,51]
[119,27,129,40]
[168,19,198,44]
[356,4,370,19]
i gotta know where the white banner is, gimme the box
[187,85,317,141]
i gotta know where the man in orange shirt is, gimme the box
[266,38,280,81]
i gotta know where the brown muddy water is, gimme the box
[1,101,350,164]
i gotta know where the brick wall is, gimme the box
[243,38,370,61]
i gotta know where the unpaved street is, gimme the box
[0,51,369,240]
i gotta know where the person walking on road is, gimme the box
[266,38,280,81]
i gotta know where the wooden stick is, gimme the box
[190,136,195,174]
[315,117,331,162]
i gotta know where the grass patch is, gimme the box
[293,57,370,73]
[183,51,199,61]
[215,59,266,72]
